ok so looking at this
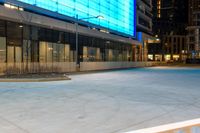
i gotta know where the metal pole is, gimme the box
[142,47,144,62]
[75,14,79,68]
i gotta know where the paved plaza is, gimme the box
[0,67,200,133]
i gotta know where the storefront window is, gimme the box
[113,50,120,61]
[7,22,23,63]
[0,20,6,63]
[0,20,133,64]
[58,44,65,62]
[64,44,70,62]
[53,43,58,62]
[0,20,5,37]
[31,41,39,62]
[0,37,6,63]
[105,49,113,61]
[83,46,101,62]
[7,46,14,63]
[15,46,22,62]
[40,42,70,63]
[23,40,31,62]
[39,42,47,62]
[47,42,53,62]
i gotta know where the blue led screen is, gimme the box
[16,0,136,37]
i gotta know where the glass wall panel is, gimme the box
[7,46,22,63]
[0,37,6,63]
[39,42,47,62]
[88,47,96,62]
[81,35,133,62]
[7,21,23,63]
[15,46,22,62]
[47,42,53,62]
[23,40,31,62]
[31,26,39,41]
[58,44,65,62]
[53,43,59,62]
[64,44,70,62]
[70,50,75,62]
[2,20,133,64]
[83,46,102,62]
[39,42,71,63]
[16,0,136,37]
[113,50,119,61]
[83,46,88,62]
[108,49,113,61]
[96,48,101,61]
[0,20,5,37]
[31,41,39,62]
[7,46,14,63]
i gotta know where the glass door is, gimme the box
[15,46,22,63]
[7,46,14,63]
[7,46,22,63]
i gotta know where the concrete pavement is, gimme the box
[0,67,200,133]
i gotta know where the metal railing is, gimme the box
[125,118,200,133]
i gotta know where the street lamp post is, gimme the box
[75,15,104,69]
[75,14,79,68]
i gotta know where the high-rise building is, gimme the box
[149,0,188,61]
[153,0,187,36]
[187,0,200,58]
[137,0,152,34]
[0,0,142,74]
[136,0,153,61]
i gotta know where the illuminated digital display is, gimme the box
[16,0,136,37]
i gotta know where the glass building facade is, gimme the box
[16,0,136,37]
[0,0,141,74]
[0,19,133,63]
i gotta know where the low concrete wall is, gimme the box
[80,62,162,71]
[0,61,164,75]
[0,62,76,75]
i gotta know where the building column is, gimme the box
[195,28,199,58]
[180,37,183,61]
[171,37,174,60]
[132,45,137,62]
[143,41,148,62]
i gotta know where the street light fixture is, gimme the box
[156,38,160,41]
[96,15,104,20]
[75,15,104,69]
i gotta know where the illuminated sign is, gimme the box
[16,0,136,37]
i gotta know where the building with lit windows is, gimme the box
[136,0,153,62]
[137,0,152,34]
[0,0,149,74]
[187,0,200,59]
[149,0,188,62]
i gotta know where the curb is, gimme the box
[0,77,71,82]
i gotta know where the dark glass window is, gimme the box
[0,20,5,37]
[7,22,23,63]
[0,20,6,63]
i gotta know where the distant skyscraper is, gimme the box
[136,0,153,61]
[153,0,188,37]
[137,0,152,34]
[149,0,188,61]
[187,0,200,58]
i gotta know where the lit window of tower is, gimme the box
[157,0,161,18]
